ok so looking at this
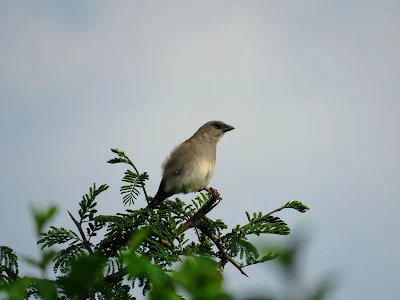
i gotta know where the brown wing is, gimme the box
[162,139,192,179]
[149,140,192,208]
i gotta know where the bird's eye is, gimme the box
[214,123,222,129]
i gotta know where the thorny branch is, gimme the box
[155,238,182,262]
[180,187,221,234]
[104,267,128,283]
[103,238,180,284]
[67,210,94,255]
[179,188,248,277]
[204,231,249,277]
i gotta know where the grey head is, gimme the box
[191,121,235,144]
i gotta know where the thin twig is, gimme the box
[104,237,182,284]
[104,267,128,283]
[238,204,286,234]
[67,210,94,254]
[160,238,173,248]
[160,239,182,262]
[177,188,248,276]
[150,237,182,261]
[204,232,248,277]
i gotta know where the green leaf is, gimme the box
[259,252,279,263]
[53,245,85,274]
[128,228,151,252]
[23,250,56,271]
[59,253,107,298]
[0,246,19,281]
[245,211,251,222]
[284,200,309,213]
[120,171,149,206]
[108,148,129,164]
[78,183,109,222]
[123,252,165,287]
[31,205,58,235]
[38,227,79,249]
[35,279,59,300]
[173,256,230,300]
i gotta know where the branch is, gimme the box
[160,239,182,262]
[238,204,286,235]
[150,237,182,261]
[67,210,94,254]
[103,238,181,284]
[104,267,128,283]
[204,232,248,277]
[176,188,248,277]
[180,188,221,234]
[160,238,171,248]
[80,266,127,300]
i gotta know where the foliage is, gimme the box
[0,148,324,300]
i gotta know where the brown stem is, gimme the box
[160,239,182,262]
[160,238,172,248]
[180,188,221,234]
[67,210,93,254]
[178,188,248,277]
[204,232,248,277]
[104,266,128,283]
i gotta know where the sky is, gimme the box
[1,1,399,299]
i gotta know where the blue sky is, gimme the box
[1,1,399,299]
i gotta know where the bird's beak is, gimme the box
[222,124,235,132]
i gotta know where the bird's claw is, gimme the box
[204,187,220,198]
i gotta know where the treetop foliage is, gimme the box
[0,148,320,300]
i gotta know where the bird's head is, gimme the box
[193,120,235,143]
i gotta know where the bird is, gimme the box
[149,120,235,208]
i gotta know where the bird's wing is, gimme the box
[162,139,192,178]
[151,141,193,207]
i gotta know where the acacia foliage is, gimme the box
[0,149,311,300]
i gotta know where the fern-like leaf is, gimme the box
[120,170,148,206]
[221,235,259,265]
[107,148,130,165]
[38,227,80,249]
[78,183,109,222]
[53,245,85,274]
[284,200,309,213]
[0,246,19,281]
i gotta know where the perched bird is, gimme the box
[149,120,234,208]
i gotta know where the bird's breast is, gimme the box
[197,158,215,180]
[180,157,215,193]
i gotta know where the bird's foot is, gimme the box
[204,187,220,198]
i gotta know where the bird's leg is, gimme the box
[181,187,221,234]
[203,187,220,198]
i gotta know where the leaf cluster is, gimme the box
[0,149,316,300]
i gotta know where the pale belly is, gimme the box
[183,159,215,193]
[166,158,215,194]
